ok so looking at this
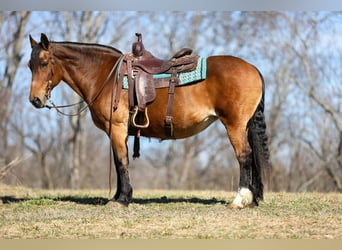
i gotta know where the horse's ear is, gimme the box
[29,34,38,48]
[40,33,50,50]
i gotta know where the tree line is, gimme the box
[1,11,341,192]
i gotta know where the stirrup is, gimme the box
[131,106,150,129]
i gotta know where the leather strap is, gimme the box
[126,56,135,109]
[125,55,142,158]
[164,69,179,137]
[113,59,126,111]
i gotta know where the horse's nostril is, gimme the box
[31,96,43,108]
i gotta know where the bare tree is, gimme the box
[3,11,341,193]
[0,157,23,180]
[0,11,30,164]
[48,11,110,189]
[283,13,342,191]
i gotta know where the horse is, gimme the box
[28,33,270,209]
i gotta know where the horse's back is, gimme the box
[206,55,261,82]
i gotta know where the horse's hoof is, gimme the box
[229,187,255,209]
[227,202,243,209]
[106,200,129,208]
[227,201,257,209]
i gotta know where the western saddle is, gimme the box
[114,33,199,157]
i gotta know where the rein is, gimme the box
[45,55,124,117]
[45,100,87,116]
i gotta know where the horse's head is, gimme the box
[28,33,61,108]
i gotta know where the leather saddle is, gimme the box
[114,33,199,157]
[132,33,194,75]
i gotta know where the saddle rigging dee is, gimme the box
[114,33,199,141]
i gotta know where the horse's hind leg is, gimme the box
[223,123,257,209]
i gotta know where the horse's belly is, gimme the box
[137,82,217,139]
[175,114,218,138]
[140,112,218,139]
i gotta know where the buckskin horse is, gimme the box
[28,33,270,209]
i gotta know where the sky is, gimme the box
[1,1,342,11]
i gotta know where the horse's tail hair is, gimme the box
[247,68,271,202]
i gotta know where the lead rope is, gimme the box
[108,55,125,199]
[46,100,88,116]
[108,76,115,198]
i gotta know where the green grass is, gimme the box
[0,184,341,239]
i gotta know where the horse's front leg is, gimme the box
[109,126,133,206]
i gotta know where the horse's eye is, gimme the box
[41,61,48,68]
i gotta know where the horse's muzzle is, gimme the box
[30,96,45,108]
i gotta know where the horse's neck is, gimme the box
[52,43,120,102]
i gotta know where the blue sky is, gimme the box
[1,1,342,11]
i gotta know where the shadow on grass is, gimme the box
[133,196,227,205]
[1,195,227,206]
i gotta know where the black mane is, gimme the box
[51,41,123,55]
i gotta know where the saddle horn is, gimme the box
[132,33,145,57]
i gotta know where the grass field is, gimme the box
[0,184,341,239]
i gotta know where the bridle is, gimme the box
[44,54,124,117]
[44,64,88,116]
[40,53,125,196]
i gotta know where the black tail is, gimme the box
[247,69,271,202]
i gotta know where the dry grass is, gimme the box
[0,184,341,239]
